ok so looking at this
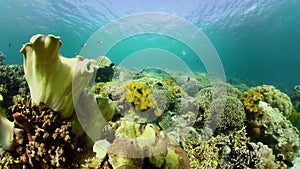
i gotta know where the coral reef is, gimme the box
[0,100,88,168]
[291,85,300,112]
[2,34,300,169]
[0,64,29,112]
[288,108,300,131]
[196,82,242,101]
[0,51,5,66]
[20,34,98,118]
[243,97,299,166]
[181,128,265,168]
[210,96,246,134]
[194,84,245,134]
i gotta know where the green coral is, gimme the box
[196,82,242,101]
[194,95,246,134]
[289,108,300,131]
[212,96,246,134]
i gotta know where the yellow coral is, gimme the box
[241,90,263,115]
[162,77,187,98]
[123,81,153,111]
[162,77,177,87]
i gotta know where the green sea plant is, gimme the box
[19,34,98,118]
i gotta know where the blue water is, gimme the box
[1,0,300,90]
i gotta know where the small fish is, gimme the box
[187,77,190,82]
[82,43,87,47]
[8,43,11,47]
[98,40,103,44]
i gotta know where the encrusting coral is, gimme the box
[248,85,293,117]
[122,80,152,112]
[20,34,98,118]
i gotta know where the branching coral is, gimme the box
[20,34,98,118]
[210,96,246,134]
[0,100,87,168]
[182,128,264,168]
[0,51,5,65]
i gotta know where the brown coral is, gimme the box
[0,100,87,168]
[241,89,263,116]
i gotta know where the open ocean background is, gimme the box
[0,0,300,91]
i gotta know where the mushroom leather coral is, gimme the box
[20,34,98,118]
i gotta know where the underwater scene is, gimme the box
[1,1,300,169]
